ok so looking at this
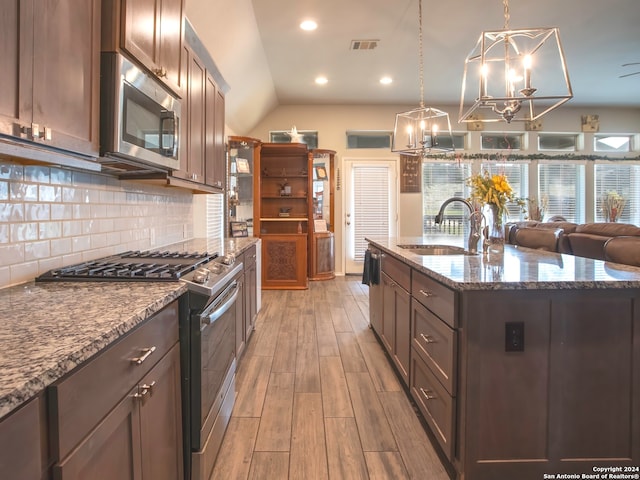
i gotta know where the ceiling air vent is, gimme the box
[350,39,379,51]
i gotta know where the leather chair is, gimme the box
[604,236,640,267]
[514,227,564,252]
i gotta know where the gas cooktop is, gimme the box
[36,250,218,282]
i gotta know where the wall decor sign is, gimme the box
[400,155,421,193]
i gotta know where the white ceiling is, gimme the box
[187,0,640,134]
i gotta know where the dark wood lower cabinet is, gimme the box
[49,301,183,480]
[0,394,49,480]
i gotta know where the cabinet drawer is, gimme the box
[49,300,179,460]
[412,270,455,327]
[410,353,455,460]
[411,299,457,395]
[381,253,411,292]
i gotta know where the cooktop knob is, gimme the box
[192,268,209,284]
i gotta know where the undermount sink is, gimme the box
[398,244,476,255]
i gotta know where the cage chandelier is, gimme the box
[391,0,454,156]
[459,0,573,124]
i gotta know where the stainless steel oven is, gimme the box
[181,259,243,480]
[100,52,181,171]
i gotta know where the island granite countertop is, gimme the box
[366,236,640,291]
[0,237,259,419]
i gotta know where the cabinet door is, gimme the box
[122,0,159,76]
[139,344,183,480]
[0,0,31,138]
[381,272,395,355]
[54,390,142,480]
[235,271,247,359]
[204,75,225,190]
[204,74,219,189]
[0,396,45,480]
[31,0,100,157]
[262,234,308,289]
[176,46,206,183]
[157,0,184,91]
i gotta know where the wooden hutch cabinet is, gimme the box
[254,143,312,289]
[309,149,336,280]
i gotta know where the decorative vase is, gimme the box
[484,204,505,254]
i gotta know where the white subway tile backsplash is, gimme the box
[0,243,24,265]
[25,240,50,260]
[39,185,61,202]
[25,203,50,222]
[72,235,91,253]
[11,223,38,242]
[10,182,38,201]
[0,160,212,289]
[0,203,25,222]
[50,237,73,256]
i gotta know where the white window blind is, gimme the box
[421,161,472,234]
[206,194,224,240]
[353,165,390,261]
[595,163,640,224]
[538,162,586,223]
[481,162,529,222]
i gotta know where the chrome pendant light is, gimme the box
[392,0,454,155]
[459,0,573,124]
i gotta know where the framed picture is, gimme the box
[230,221,249,237]
[315,166,328,180]
[236,158,251,174]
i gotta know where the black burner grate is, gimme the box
[36,250,218,282]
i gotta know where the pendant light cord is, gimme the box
[503,0,510,29]
[418,0,425,108]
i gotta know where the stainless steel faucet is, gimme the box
[434,197,485,254]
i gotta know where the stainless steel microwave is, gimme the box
[100,52,180,171]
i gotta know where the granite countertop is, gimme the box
[366,236,640,291]
[0,237,259,419]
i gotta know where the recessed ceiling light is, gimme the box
[315,76,328,85]
[300,20,317,31]
[380,77,393,85]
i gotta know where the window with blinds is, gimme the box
[538,162,586,223]
[206,194,224,240]
[421,161,472,234]
[353,165,391,261]
[594,162,640,224]
[480,162,529,221]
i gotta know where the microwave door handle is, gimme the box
[200,283,239,330]
[159,110,176,156]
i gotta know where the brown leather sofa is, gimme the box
[506,220,640,264]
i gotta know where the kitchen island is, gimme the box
[366,236,640,480]
[0,237,258,479]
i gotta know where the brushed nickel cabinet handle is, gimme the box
[420,388,436,400]
[131,346,156,365]
[419,289,434,297]
[133,388,149,400]
[140,381,156,396]
[420,333,436,344]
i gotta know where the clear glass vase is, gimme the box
[484,204,505,254]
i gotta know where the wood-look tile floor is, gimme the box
[211,276,451,480]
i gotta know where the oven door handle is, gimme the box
[200,282,239,329]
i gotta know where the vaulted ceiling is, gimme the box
[187,0,640,134]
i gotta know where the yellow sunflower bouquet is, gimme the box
[467,171,524,224]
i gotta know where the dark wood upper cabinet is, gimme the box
[102,0,184,96]
[0,0,100,159]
